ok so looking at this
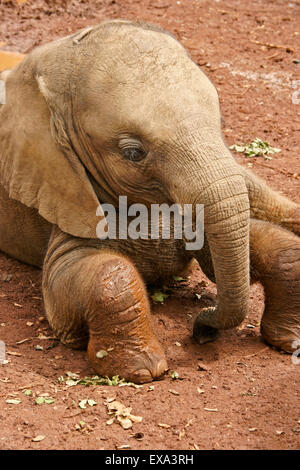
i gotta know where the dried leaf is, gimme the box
[78,399,87,409]
[7,351,22,356]
[105,400,142,429]
[96,350,108,359]
[6,399,21,405]
[130,415,143,423]
[32,435,46,442]
[117,416,132,429]
[87,399,97,407]
[66,371,80,379]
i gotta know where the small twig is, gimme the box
[232,85,252,96]
[250,39,294,53]
[244,347,269,358]
[18,383,44,390]
[254,161,299,179]
[16,337,32,345]
[63,410,86,419]
[240,85,252,96]
[267,52,280,60]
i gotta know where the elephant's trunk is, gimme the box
[200,171,250,329]
[168,139,250,330]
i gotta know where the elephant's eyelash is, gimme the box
[118,137,143,150]
[117,136,148,162]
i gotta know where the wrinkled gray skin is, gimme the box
[0,21,299,383]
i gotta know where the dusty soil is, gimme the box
[0,0,299,451]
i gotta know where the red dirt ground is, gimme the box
[0,0,299,451]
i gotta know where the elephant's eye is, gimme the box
[122,147,146,163]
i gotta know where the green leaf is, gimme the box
[35,396,54,405]
[24,389,32,396]
[173,276,185,281]
[151,290,169,303]
[230,138,281,160]
[44,397,55,404]
[35,397,45,405]
[171,371,179,380]
[58,373,142,388]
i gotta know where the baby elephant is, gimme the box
[0,21,299,383]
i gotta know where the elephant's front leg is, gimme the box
[250,220,300,353]
[42,227,167,383]
[240,166,300,236]
[194,219,300,353]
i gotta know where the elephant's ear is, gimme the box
[0,42,106,239]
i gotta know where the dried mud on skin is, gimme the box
[0,0,300,450]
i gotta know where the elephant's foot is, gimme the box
[43,228,167,384]
[88,335,167,384]
[250,219,300,353]
[86,252,167,383]
[260,314,300,353]
[285,206,300,237]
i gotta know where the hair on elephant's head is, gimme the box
[0,20,250,330]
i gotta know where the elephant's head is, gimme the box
[0,20,250,331]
